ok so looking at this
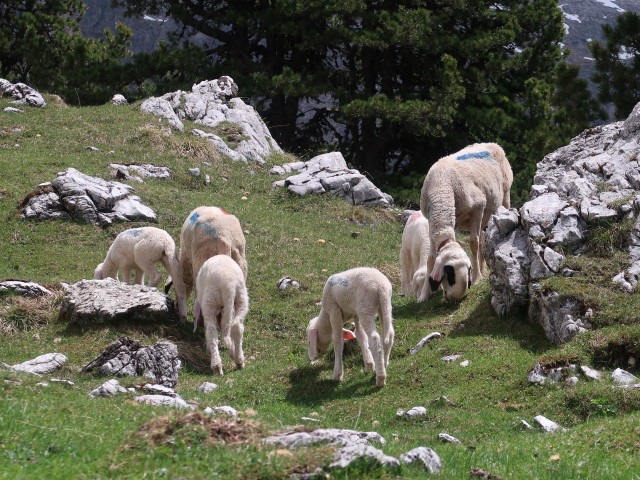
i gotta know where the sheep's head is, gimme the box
[93,263,104,280]
[428,242,472,301]
[307,317,326,361]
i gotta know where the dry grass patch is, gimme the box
[0,292,60,336]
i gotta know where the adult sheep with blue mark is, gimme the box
[419,142,512,301]
[307,267,394,388]
[179,206,247,328]
[94,226,188,322]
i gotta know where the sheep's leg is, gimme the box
[361,314,386,387]
[140,261,162,287]
[469,211,484,284]
[122,265,135,284]
[133,267,144,285]
[329,309,345,381]
[400,248,412,297]
[354,317,374,372]
[204,314,224,375]
[479,229,488,277]
[230,321,245,369]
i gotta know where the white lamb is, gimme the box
[195,255,248,375]
[94,226,188,321]
[400,210,432,302]
[307,267,394,387]
[420,142,513,301]
[179,206,247,329]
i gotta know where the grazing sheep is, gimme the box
[307,267,394,387]
[94,226,188,321]
[400,211,432,302]
[179,206,247,327]
[420,142,512,301]
[195,255,248,375]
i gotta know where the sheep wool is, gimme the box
[420,142,513,301]
[307,267,394,387]
[195,255,248,375]
[400,211,432,302]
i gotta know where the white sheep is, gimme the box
[94,226,188,321]
[307,267,394,387]
[179,206,247,328]
[420,142,512,301]
[195,255,248,375]
[400,210,432,302]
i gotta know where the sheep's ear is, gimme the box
[308,327,318,361]
[429,255,444,292]
[342,328,356,341]
[444,265,456,286]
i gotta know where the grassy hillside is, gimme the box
[0,96,639,480]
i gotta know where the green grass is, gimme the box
[1,96,639,479]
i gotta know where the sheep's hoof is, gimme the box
[235,361,245,369]
[332,373,343,381]
[364,362,375,372]
[376,376,386,387]
[212,365,224,375]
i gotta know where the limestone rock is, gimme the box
[59,278,176,324]
[111,94,128,106]
[0,280,53,297]
[272,152,393,207]
[329,444,399,470]
[580,365,602,380]
[20,168,156,225]
[396,406,427,418]
[109,163,172,182]
[399,447,442,474]
[204,406,238,417]
[89,379,128,397]
[10,353,68,375]
[533,415,566,433]
[197,382,219,394]
[134,394,193,409]
[611,368,638,385]
[0,79,46,107]
[81,336,181,387]
[408,332,442,355]
[263,428,386,449]
[438,433,462,444]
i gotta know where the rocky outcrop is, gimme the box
[0,280,53,298]
[140,76,283,164]
[0,79,46,108]
[484,101,640,343]
[20,168,156,225]
[271,152,393,207]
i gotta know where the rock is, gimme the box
[396,406,427,418]
[0,280,53,297]
[204,406,238,416]
[59,278,176,324]
[142,383,177,397]
[329,444,399,470]
[533,415,566,433]
[3,107,24,114]
[10,353,68,375]
[611,368,638,385]
[565,376,579,387]
[197,382,219,394]
[441,354,462,363]
[134,394,193,409]
[408,332,442,355]
[438,433,462,444]
[50,378,74,385]
[86,146,100,152]
[520,420,533,429]
[399,447,442,474]
[263,428,386,449]
[88,379,128,397]
[188,167,200,177]
[460,360,470,367]
[277,276,301,291]
[580,365,602,380]
[192,129,246,162]
[527,363,548,384]
[111,94,129,106]
[528,289,589,344]
[0,79,46,107]
[109,163,172,182]
[81,336,181,388]
[273,152,393,207]
[20,168,156,225]
[140,76,283,164]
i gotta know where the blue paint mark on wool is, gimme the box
[121,228,143,237]
[189,212,200,225]
[200,222,218,238]
[328,275,349,288]
[456,150,494,163]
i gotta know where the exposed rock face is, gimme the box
[484,101,640,343]
[20,168,156,225]
[81,336,181,387]
[109,163,172,182]
[59,278,176,324]
[0,280,53,298]
[271,152,393,207]
[0,79,46,107]
[140,77,283,164]
[263,428,386,449]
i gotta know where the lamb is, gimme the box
[178,206,247,328]
[307,267,394,387]
[419,142,512,301]
[195,255,248,375]
[400,210,432,302]
[94,226,188,321]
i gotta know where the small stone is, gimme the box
[565,376,579,387]
[612,368,638,385]
[520,420,533,429]
[293,237,300,242]
[86,146,99,151]
[188,167,200,177]
[204,406,238,416]
[534,415,566,433]
[580,365,602,380]
[399,446,442,473]
[441,354,462,363]
[460,360,470,367]
[241,196,248,200]
[438,433,462,444]
[197,382,219,394]
[409,332,443,355]
[134,394,193,409]
[550,454,560,462]
[50,378,74,386]
[301,417,320,422]
[397,406,427,418]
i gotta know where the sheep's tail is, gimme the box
[379,287,394,345]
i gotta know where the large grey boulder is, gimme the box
[59,278,176,324]
[399,447,443,474]
[10,353,68,375]
[81,336,181,387]
[271,152,393,207]
[140,76,283,164]
[20,168,156,225]
[484,101,640,343]
[0,78,46,107]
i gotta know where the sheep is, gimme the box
[419,142,512,301]
[306,267,394,387]
[179,206,247,329]
[195,255,248,375]
[94,226,188,321]
[400,210,432,302]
